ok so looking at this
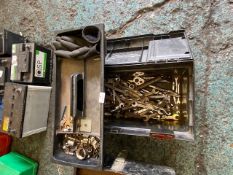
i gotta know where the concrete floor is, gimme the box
[1,0,233,175]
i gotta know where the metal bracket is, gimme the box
[18,50,30,73]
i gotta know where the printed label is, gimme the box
[99,92,105,104]
[35,50,47,78]
[2,116,9,132]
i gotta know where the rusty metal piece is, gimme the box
[161,113,179,121]
[111,102,125,112]
[125,87,143,98]
[135,77,162,90]
[129,76,145,86]
[105,84,126,95]
[149,95,166,99]
[133,72,144,77]
[149,85,179,97]
[104,71,185,122]
[62,134,100,160]
[76,148,87,160]
[60,114,73,132]
[128,83,135,89]
[134,76,145,86]
[136,108,149,114]
[67,140,75,146]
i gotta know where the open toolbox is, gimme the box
[104,31,194,141]
[52,27,194,171]
[52,24,105,169]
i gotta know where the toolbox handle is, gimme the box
[70,73,84,118]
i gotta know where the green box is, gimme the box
[0,152,38,175]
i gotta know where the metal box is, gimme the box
[104,31,194,141]
[52,24,105,169]
[0,30,25,56]
[1,82,52,138]
[10,43,52,85]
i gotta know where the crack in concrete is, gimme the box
[106,0,171,37]
[201,1,215,30]
[195,2,219,174]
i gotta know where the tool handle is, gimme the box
[70,73,84,118]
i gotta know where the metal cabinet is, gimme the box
[1,83,51,138]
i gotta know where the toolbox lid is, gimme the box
[0,152,38,175]
[106,30,193,65]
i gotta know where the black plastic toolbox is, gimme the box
[51,28,194,172]
[52,24,105,169]
[104,30,194,141]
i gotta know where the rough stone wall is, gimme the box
[0,0,233,175]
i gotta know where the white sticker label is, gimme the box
[10,55,18,80]
[12,44,16,54]
[0,70,3,78]
[12,55,17,65]
[111,158,126,172]
[35,50,47,78]
[99,92,105,104]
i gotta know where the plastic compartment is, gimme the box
[0,152,38,175]
[104,31,194,141]
[52,24,105,169]
[0,133,11,156]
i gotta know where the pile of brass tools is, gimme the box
[105,71,187,122]
[62,134,100,160]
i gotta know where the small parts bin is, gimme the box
[0,152,38,175]
[0,132,11,156]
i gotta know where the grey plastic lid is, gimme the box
[106,33,193,65]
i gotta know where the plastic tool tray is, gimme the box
[52,24,105,169]
[104,31,194,141]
